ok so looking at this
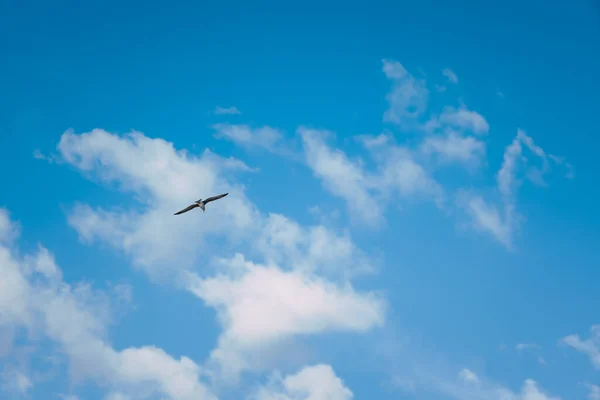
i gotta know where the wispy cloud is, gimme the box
[388,351,561,400]
[213,106,241,115]
[563,325,600,369]
[33,149,59,164]
[549,154,576,179]
[459,129,570,248]
[515,343,540,352]
[212,123,283,153]
[421,131,486,168]
[382,59,429,127]
[442,68,459,84]
[458,368,479,384]
[300,128,443,227]
[381,60,488,173]
[587,383,600,400]
[438,105,489,135]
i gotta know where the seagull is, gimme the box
[174,193,229,215]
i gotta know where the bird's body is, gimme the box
[174,193,229,215]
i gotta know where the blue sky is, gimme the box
[1,1,600,399]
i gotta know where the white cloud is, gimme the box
[382,59,429,126]
[563,325,600,369]
[442,68,459,84]
[0,208,19,244]
[380,60,488,178]
[458,368,479,384]
[1,369,32,395]
[252,364,353,400]
[461,194,515,248]
[515,343,540,352]
[55,128,376,278]
[300,128,382,226]
[59,395,80,400]
[388,345,560,400]
[57,128,260,279]
[0,208,216,400]
[33,148,59,164]
[257,213,372,279]
[300,128,443,226]
[549,154,576,179]
[104,393,130,400]
[382,60,487,141]
[214,106,241,115]
[188,254,384,379]
[587,384,600,400]
[438,106,489,135]
[537,356,546,365]
[497,132,524,198]
[513,380,560,400]
[382,59,409,79]
[363,136,444,206]
[458,129,567,248]
[421,130,485,167]
[438,374,559,400]
[213,123,283,152]
[52,128,386,385]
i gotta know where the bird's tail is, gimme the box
[199,202,205,212]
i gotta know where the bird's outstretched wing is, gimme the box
[174,204,198,215]
[203,193,229,204]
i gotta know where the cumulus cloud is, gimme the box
[51,128,386,385]
[188,253,384,379]
[55,128,376,278]
[58,128,260,279]
[257,213,372,279]
[252,364,353,400]
[0,208,216,400]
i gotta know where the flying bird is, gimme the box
[174,193,229,215]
